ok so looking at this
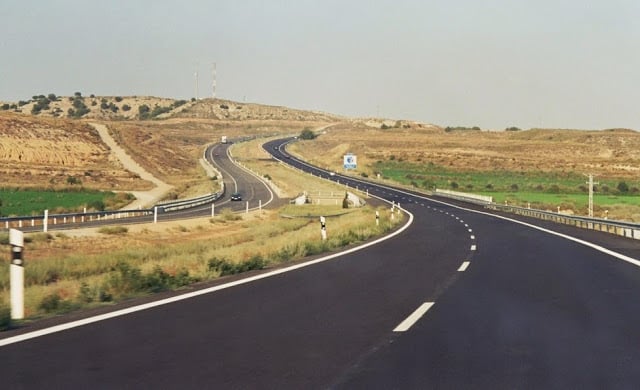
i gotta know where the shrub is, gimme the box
[208,255,266,276]
[115,96,123,102]
[422,180,435,189]
[0,304,11,330]
[88,199,106,211]
[107,262,142,296]
[342,193,349,208]
[39,292,74,313]
[220,208,241,221]
[66,175,81,185]
[547,184,560,194]
[300,128,316,140]
[151,105,171,117]
[78,282,94,303]
[617,181,629,193]
[143,266,173,293]
[450,181,459,189]
[510,183,519,191]
[68,97,90,118]
[122,104,131,111]
[98,226,128,235]
[138,104,150,119]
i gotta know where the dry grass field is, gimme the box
[291,123,640,179]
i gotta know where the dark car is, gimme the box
[230,192,242,201]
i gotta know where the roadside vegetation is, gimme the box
[373,160,640,217]
[0,204,401,324]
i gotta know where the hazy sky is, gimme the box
[2,0,639,130]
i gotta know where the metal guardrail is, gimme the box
[434,189,493,205]
[1,209,154,231]
[0,191,226,231]
[432,189,640,240]
[156,191,223,212]
[487,203,640,240]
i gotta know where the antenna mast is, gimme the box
[212,62,217,99]
[194,70,199,100]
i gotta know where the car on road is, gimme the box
[230,192,242,201]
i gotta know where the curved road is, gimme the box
[1,138,640,389]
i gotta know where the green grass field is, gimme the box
[375,161,640,212]
[0,188,117,216]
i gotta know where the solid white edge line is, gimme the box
[0,196,415,348]
[458,261,470,272]
[393,302,435,332]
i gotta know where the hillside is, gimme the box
[291,123,640,180]
[0,97,340,198]
[0,112,152,190]
[0,94,343,122]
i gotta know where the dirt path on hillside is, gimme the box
[90,123,173,209]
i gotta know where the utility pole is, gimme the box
[586,173,599,218]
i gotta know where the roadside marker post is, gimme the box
[43,209,48,232]
[246,201,249,214]
[154,207,158,224]
[9,229,24,320]
[320,216,327,240]
[211,203,215,218]
[376,210,380,226]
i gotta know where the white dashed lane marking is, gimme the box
[458,261,470,272]
[393,302,435,332]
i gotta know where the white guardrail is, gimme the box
[433,188,640,240]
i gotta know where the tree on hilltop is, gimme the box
[300,128,316,140]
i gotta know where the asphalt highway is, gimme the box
[1,138,639,389]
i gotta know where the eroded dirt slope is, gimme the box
[0,112,152,190]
